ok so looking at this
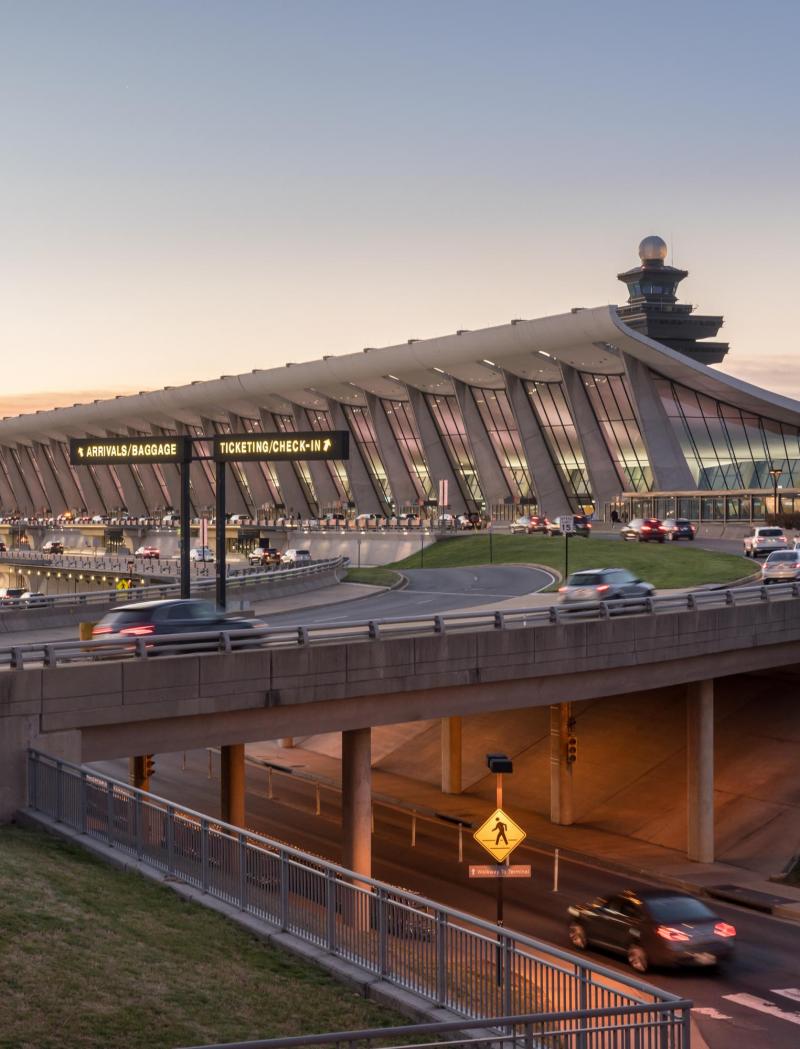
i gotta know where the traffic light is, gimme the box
[144,754,155,780]
[566,736,578,764]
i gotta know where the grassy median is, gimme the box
[390,533,751,589]
[343,567,403,588]
[0,825,407,1049]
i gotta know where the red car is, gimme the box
[135,545,161,559]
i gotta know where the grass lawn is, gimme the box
[0,825,408,1049]
[343,567,403,588]
[389,533,752,590]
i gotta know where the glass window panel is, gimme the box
[343,405,392,506]
[524,381,591,502]
[425,394,484,507]
[470,387,532,501]
[381,399,433,501]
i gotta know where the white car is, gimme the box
[189,546,215,562]
[280,548,312,565]
[743,526,787,557]
[762,549,800,583]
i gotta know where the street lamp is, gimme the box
[769,466,783,517]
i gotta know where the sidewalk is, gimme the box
[245,738,800,923]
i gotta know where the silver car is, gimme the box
[762,549,800,583]
[558,568,654,607]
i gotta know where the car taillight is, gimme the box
[119,624,156,637]
[714,922,736,938]
[92,625,113,636]
[691,525,696,532]
[586,523,592,528]
[656,925,691,942]
[558,586,567,593]
[595,584,610,592]
[642,525,651,531]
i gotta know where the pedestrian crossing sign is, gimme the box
[473,807,526,863]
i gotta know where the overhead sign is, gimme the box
[560,514,575,534]
[70,436,189,465]
[469,864,532,879]
[473,808,527,864]
[214,431,349,462]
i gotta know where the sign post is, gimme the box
[560,514,575,582]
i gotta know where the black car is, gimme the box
[91,599,256,642]
[620,518,667,543]
[662,518,696,541]
[568,889,736,973]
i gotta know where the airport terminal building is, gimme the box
[2,236,799,525]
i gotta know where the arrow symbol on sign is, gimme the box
[323,438,332,452]
[77,447,84,458]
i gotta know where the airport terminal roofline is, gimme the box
[2,303,800,444]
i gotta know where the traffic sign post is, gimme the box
[560,514,575,581]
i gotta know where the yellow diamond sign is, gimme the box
[473,807,526,863]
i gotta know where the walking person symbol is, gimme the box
[492,817,509,847]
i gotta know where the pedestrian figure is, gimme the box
[492,817,509,846]
[611,509,620,527]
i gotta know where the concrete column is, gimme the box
[687,679,715,863]
[441,716,462,794]
[341,727,372,878]
[452,379,512,505]
[405,386,468,514]
[549,703,573,826]
[128,754,152,792]
[220,743,246,827]
[503,371,571,519]
[365,393,417,507]
[559,364,621,508]
[327,399,385,515]
[279,737,295,749]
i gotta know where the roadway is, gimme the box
[260,565,555,626]
[95,752,800,1049]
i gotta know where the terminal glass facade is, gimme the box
[343,405,392,507]
[381,399,433,501]
[307,408,351,502]
[524,381,591,503]
[654,377,800,490]
[471,388,533,502]
[240,417,283,506]
[425,393,484,508]
[583,374,653,492]
[272,414,318,511]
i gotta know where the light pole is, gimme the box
[769,466,782,518]
[486,752,513,986]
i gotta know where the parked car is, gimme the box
[568,889,736,973]
[280,548,312,565]
[743,526,787,558]
[248,547,282,567]
[545,514,592,538]
[135,545,161,559]
[620,518,667,543]
[189,546,215,562]
[558,568,654,607]
[91,599,255,642]
[0,541,6,553]
[21,591,51,607]
[41,540,64,555]
[761,549,800,583]
[662,518,696,541]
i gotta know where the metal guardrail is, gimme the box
[1,579,797,669]
[177,1003,692,1049]
[0,557,347,615]
[28,750,687,1045]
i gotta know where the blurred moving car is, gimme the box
[91,599,254,640]
[21,591,51,607]
[620,518,667,543]
[558,568,654,607]
[281,548,312,565]
[0,587,26,606]
[743,526,787,558]
[0,541,7,553]
[135,545,160,559]
[248,547,281,567]
[662,518,696,541]
[41,540,64,554]
[189,546,215,562]
[568,889,736,973]
[761,549,800,583]
[545,514,592,538]
[510,515,548,534]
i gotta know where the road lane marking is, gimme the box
[693,1008,733,1021]
[723,994,800,1026]
[773,989,800,1003]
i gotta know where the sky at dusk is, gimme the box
[3,0,800,412]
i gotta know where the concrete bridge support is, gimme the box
[549,703,574,826]
[342,727,372,879]
[441,716,462,794]
[687,679,715,863]
[220,743,246,827]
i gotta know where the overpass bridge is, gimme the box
[4,582,800,874]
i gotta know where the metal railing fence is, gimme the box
[28,749,686,1046]
[176,1002,692,1049]
[0,557,346,616]
[3,578,798,670]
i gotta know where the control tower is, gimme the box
[617,236,728,365]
